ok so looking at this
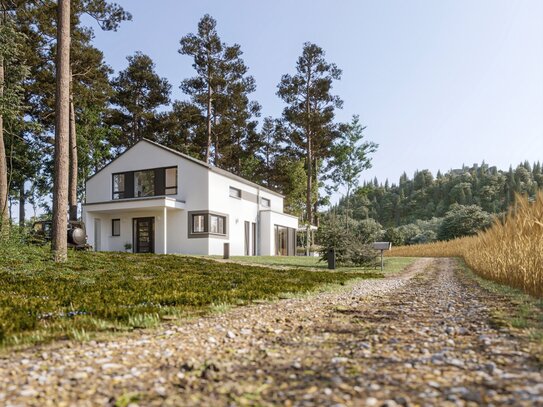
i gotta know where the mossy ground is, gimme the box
[0,244,377,348]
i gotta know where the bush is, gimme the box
[317,218,377,266]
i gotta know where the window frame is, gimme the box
[112,173,126,200]
[261,197,271,208]
[210,214,226,235]
[192,214,206,234]
[134,169,156,198]
[229,186,242,199]
[165,166,178,195]
[111,166,178,200]
[111,218,121,237]
[188,211,228,239]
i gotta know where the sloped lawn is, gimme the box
[0,245,376,348]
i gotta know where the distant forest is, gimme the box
[333,161,543,228]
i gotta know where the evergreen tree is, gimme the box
[51,0,71,262]
[109,52,171,150]
[277,42,343,225]
[0,6,29,232]
[179,14,260,169]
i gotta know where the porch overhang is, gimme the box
[82,196,185,214]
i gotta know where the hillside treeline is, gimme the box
[331,161,543,244]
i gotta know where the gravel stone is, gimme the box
[0,258,542,406]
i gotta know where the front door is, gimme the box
[133,217,155,253]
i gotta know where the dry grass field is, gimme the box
[388,192,543,298]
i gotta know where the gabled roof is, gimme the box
[86,138,284,198]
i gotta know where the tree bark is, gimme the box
[0,54,8,233]
[68,68,78,221]
[205,83,212,164]
[52,0,71,262]
[18,179,24,228]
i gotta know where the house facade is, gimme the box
[82,139,299,256]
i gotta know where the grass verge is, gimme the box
[0,244,379,349]
[456,259,543,355]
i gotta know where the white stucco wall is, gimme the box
[84,139,297,256]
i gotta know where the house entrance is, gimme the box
[133,217,155,253]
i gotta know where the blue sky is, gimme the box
[89,0,543,190]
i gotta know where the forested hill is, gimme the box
[334,161,543,227]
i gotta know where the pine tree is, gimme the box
[109,52,171,150]
[51,0,71,262]
[277,42,343,225]
[179,14,260,169]
[0,5,29,233]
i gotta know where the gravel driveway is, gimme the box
[1,257,541,406]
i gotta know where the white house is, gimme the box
[82,139,299,256]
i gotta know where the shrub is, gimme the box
[317,217,377,266]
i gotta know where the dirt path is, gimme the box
[1,258,542,406]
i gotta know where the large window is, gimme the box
[189,212,227,237]
[135,170,155,197]
[112,166,178,200]
[113,174,125,200]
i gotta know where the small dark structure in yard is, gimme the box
[327,248,336,270]
[30,221,90,250]
[372,242,392,271]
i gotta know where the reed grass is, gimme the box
[387,192,543,298]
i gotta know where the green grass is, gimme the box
[456,259,543,348]
[0,243,384,348]
[224,255,415,274]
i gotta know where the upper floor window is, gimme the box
[165,167,178,194]
[113,174,125,200]
[112,166,178,200]
[135,170,155,197]
[261,197,271,208]
[229,186,241,199]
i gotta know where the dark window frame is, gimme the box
[188,211,229,239]
[112,166,178,200]
[261,197,271,207]
[165,167,178,195]
[134,169,156,198]
[112,173,126,200]
[111,218,121,236]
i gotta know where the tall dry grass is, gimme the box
[387,192,543,298]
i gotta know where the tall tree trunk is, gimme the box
[0,54,8,233]
[68,68,78,221]
[18,179,24,228]
[205,83,212,164]
[52,0,71,262]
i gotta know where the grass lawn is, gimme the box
[224,255,415,275]
[0,244,386,348]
